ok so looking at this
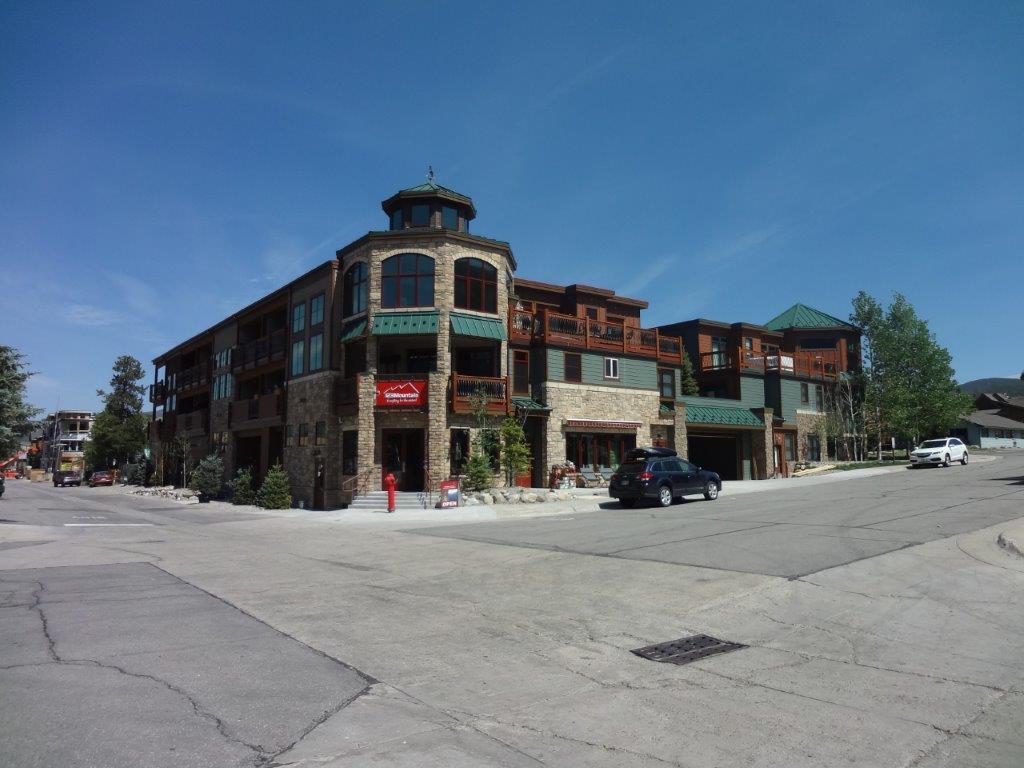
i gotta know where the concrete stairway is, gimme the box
[347,490,431,511]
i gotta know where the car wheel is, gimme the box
[703,481,719,501]
[943,454,950,467]
[961,452,968,465]
[657,485,673,507]
[620,498,636,508]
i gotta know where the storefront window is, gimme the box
[565,433,636,470]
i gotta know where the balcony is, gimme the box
[510,305,685,364]
[178,409,208,437]
[699,348,838,380]
[149,381,167,405]
[229,393,284,427]
[231,329,288,372]
[335,375,359,415]
[177,363,210,390]
[150,414,176,442]
[450,373,509,415]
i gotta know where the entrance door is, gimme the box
[381,429,425,492]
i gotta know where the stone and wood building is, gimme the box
[149,182,862,508]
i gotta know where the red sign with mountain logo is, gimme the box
[375,380,427,408]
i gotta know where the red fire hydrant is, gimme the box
[384,472,396,513]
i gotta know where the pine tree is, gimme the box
[679,351,699,396]
[500,416,531,486]
[230,467,256,505]
[464,451,494,492]
[256,463,292,509]
[88,355,148,468]
[190,454,224,500]
[0,346,41,458]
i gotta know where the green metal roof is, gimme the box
[339,318,367,342]
[765,303,855,331]
[450,312,507,341]
[371,311,439,336]
[399,181,473,204]
[686,405,764,427]
[512,396,550,412]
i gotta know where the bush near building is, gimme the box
[256,463,292,509]
[230,467,255,505]
[190,454,224,500]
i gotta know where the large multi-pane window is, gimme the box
[213,373,232,400]
[343,263,368,316]
[291,340,305,376]
[292,302,305,333]
[310,294,324,326]
[309,334,323,371]
[315,421,327,446]
[381,254,434,308]
[389,209,403,230]
[806,435,822,462]
[454,258,497,313]
[442,206,458,229]
[800,383,809,404]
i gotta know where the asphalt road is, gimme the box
[412,458,1024,577]
[1,454,1022,767]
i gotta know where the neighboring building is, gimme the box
[148,181,861,507]
[39,410,94,472]
[959,393,1024,448]
[656,305,860,478]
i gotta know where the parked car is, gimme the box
[608,446,722,508]
[88,470,114,487]
[53,470,82,487]
[909,438,968,467]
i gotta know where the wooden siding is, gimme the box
[546,349,658,390]
[739,375,766,409]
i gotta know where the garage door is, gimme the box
[688,434,739,481]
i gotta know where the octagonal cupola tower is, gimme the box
[380,170,476,233]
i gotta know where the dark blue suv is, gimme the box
[608,447,722,508]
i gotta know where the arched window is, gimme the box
[454,258,497,313]
[381,253,434,308]
[343,262,368,316]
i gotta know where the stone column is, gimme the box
[751,407,775,479]
[673,402,688,459]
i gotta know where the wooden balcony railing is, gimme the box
[700,348,839,379]
[231,329,288,371]
[177,363,210,390]
[450,373,509,415]
[149,381,167,405]
[229,393,283,426]
[510,305,686,364]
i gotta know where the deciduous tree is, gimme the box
[0,346,41,458]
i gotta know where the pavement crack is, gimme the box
[65,658,268,757]
[30,580,60,662]
[259,684,372,767]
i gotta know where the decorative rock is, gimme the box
[480,493,494,506]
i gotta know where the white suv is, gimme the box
[909,438,968,467]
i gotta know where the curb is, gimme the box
[996,532,1024,559]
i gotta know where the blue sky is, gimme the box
[3,1,1022,412]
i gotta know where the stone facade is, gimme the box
[541,381,662,473]
[795,410,829,462]
[751,407,775,479]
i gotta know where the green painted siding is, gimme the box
[779,378,804,422]
[546,349,657,390]
[739,375,765,409]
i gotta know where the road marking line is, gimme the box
[63,523,155,527]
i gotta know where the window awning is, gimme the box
[339,318,367,342]
[563,419,641,432]
[512,396,550,412]
[450,312,507,340]
[371,311,440,336]
[685,405,764,427]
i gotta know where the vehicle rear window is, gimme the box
[920,440,947,448]
[618,460,648,473]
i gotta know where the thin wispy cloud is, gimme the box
[618,256,678,296]
[67,304,125,327]
[107,274,162,319]
[699,226,783,264]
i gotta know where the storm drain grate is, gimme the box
[631,634,745,665]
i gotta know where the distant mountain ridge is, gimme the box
[960,377,1024,395]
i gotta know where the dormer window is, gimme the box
[442,206,458,230]
[389,209,403,230]
[410,204,430,227]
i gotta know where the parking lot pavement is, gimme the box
[411,453,1024,577]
